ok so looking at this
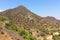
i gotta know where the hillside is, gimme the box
[0,5,60,40]
[0,16,24,40]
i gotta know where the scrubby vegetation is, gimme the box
[0,16,8,21]
[18,27,36,40]
[53,35,60,40]
[0,6,60,40]
[0,16,9,27]
[5,21,17,31]
[0,21,3,26]
[5,21,36,40]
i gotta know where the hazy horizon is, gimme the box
[0,0,60,19]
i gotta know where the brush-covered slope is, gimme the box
[0,5,60,40]
[0,5,43,29]
[0,5,60,29]
[0,16,24,40]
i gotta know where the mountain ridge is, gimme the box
[0,5,60,28]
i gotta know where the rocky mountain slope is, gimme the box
[0,5,60,40]
[0,16,24,40]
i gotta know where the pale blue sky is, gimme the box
[0,0,60,19]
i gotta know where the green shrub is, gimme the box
[24,34,36,40]
[53,35,60,40]
[5,22,17,31]
[18,27,27,36]
[17,27,36,40]
[0,21,3,26]
[0,16,8,21]
[5,23,36,40]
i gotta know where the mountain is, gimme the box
[0,5,60,40]
[0,5,43,29]
[1,5,60,29]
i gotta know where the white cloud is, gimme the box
[0,10,3,12]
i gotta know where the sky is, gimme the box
[0,0,60,19]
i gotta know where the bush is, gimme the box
[17,27,36,40]
[5,23,36,40]
[53,35,60,40]
[18,27,27,36]
[5,22,17,31]
[24,33,36,40]
[0,21,3,26]
[0,16,8,21]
